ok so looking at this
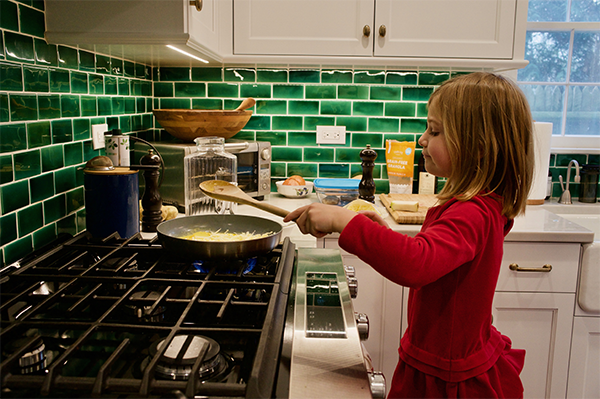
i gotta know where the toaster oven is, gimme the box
[134,140,271,212]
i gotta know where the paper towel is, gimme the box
[528,122,553,204]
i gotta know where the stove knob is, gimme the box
[369,371,386,399]
[344,265,355,278]
[347,277,358,299]
[355,312,369,341]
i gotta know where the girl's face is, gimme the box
[418,99,452,178]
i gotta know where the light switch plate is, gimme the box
[316,125,346,144]
[92,124,108,150]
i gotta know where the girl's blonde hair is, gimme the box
[430,72,534,219]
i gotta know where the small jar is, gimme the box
[578,164,599,203]
[184,136,237,215]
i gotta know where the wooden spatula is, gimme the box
[199,180,289,218]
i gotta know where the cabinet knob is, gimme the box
[379,25,387,37]
[363,25,371,37]
[509,263,553,272]
[189,0,202,12]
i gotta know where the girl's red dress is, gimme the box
[339,194,526,398]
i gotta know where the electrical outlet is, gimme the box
[316,125,346,144]
[92,124,108,150]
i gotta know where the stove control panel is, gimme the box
[305,272,347,338]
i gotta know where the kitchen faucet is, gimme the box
[558,160,581,204]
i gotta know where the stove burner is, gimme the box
[192,257,257,274]
[125,291,166,322]
[143,335,232,381]
[2,337,54,375]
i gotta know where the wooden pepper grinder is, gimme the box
[140,149,163,232]
[359,144,377,203]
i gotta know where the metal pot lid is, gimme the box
[83,156,138,175]
[84,156,115,171]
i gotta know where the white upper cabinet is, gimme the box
[234,0,375,56]
[373,0,518,59]
[45,0,222,66]
[230,0,528,68]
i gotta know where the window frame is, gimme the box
[518,21,600,153]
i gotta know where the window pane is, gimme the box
[570,31,600,82]
[519,84,565,135]
[527,0,568,21]
[518,31,570,82]
[566,85,600,135]
[570,0,600,22]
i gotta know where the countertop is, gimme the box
[234,194,596,245]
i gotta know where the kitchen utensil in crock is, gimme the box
[157,214,282,260]
[199,180,289,218]
[152,98,255,142]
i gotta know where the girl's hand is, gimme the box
[358,211,390,228]
[284,203,357,238]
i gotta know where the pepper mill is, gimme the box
[140,149,163,232]
[359,144,377,203]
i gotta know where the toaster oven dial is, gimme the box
[355,312,369,341]
[260,148,271,161]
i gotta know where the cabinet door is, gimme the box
[374,0,518,59]
[341,254,402,398]
[492,292,575,399]
[567,317,600,399]
[188,0,220,54]
[233,0,374,56]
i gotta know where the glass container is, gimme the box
[578,164,599,203]
[184,136,237,215]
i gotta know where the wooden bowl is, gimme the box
[153,109,253,142]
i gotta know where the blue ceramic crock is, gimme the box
[84,162,139,239]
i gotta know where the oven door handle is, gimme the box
[224,142,250,152]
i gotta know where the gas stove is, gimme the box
[0,231,295,398]
[1,231,381,399]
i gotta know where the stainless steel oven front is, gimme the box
[276,248,386,399]
[135,140,271,212]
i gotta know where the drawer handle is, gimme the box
[363,25,371,37]
[509,263,552,272]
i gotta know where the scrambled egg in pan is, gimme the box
[180,229,273,242]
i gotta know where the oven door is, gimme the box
[276,248,375,398]
[225,141,271,199]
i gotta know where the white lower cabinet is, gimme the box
[321,238,582,399]
[493,242,580,399]
[567,316,600,399]
[492,292,575,399]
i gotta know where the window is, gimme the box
[517,0,600,150]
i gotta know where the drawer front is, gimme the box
[497,242,580,293]
[324,239,581,293]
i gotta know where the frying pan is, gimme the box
[157,214,283,260]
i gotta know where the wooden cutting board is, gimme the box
[379,194,439,224]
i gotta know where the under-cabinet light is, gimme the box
[166,45,209,63]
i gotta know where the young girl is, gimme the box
[284,72,533,398]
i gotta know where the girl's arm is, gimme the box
[284,203,391,238]
[339,199,496,288]
[284,203,359,238]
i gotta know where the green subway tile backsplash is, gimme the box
[1,5,597,266]
[1,11,152,259]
